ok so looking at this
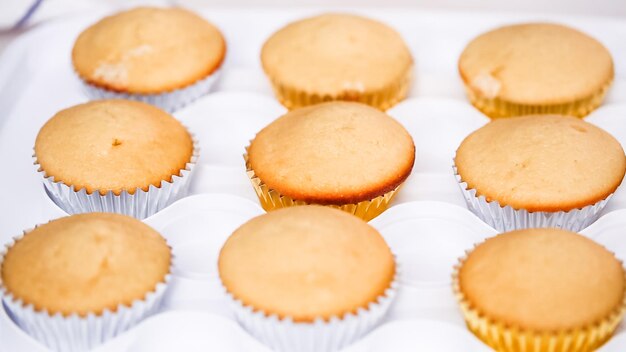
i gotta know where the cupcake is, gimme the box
[245,101,415,221]
[454,114,626,231]
[218,205,398,352]
[72,7,226,112]
[261,13,413,111]
[0,213,172,351]
[454,228,626,351]
[459,23,613,118]
[34,99,198,219]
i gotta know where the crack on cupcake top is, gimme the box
[93,62,128,87]
[470,70,502,99]
[73,7,226,93]
[92,45,155,88]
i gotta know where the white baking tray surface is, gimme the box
[1,7,626,351]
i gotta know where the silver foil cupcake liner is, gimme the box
[453,165,611,232]
[80,69,221,113]
[223,260,400,352]
[0,230,173,352]
[35,136,199,220]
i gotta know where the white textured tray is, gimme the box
[1,7,626,351]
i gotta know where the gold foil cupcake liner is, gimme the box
[244,152,399,221]
[222,257,400,352]
[0,227,174,352]
[464,78,613,119]
[265,66,413,111]
[452,246,626,352]
[35,130,199,220]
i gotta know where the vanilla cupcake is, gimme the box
[261,13,413,110]
[219,205,398,352]
[454,228,626,351]
[245,101,415,221]
[0,213,172,351]
[34,100,197,219]
[459,23,613,118]
[72,7,226,112]
[454,115,626,231]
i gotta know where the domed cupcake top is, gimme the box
[458,228,625,331]
[218,205,395,322]
[247,101,415,204]
[73,7,225,93]
[35,100,194,195]
[1,213,171,316]
[459,23,613,105]
[261,13,412,98]
[455,115,626,212]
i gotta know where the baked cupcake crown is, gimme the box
[261,13,413,110]
[72,6,226,94]
[247,101,415,205]
[453,228,626,335]
[454,228,626,333]
[34,99,194,195]
[218,205,396,322]
[459,22,613,117]
[455,114,626,212]
[0,213,172,316]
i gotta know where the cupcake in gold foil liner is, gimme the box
[261,13,414,111]
[452,228,626,352]
[453,269,626,352]
[244,153,400,222]
[458,23,614,119]
[243,101,415,222]
[266,66,413,111]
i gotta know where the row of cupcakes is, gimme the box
[34,98,626,233]
[3,205,625,351]
[0,205,397,351]
[71,7,615,117]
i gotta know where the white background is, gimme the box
[1,0,626,54]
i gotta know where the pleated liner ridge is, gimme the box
[244,151,400,221]
[34,136,199,220]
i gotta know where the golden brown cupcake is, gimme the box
[72,7,226,111]
[246,101,415,221]
[0,213,171,350]
[454,114,626,231]
[261,13,413,111]
[218,205,397,351]
[459,23,613,118]
[34,99,197,218]
[454,228,626,351]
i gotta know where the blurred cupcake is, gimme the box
[0,213,172,351]
[218,205,398,352]
[454,115,625,231]
[459,23,613,118]
[261,13,413,111]
[454,228,626,351]
[245,101,415,221]
[34,100,198,219]
[72,7,226,112]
